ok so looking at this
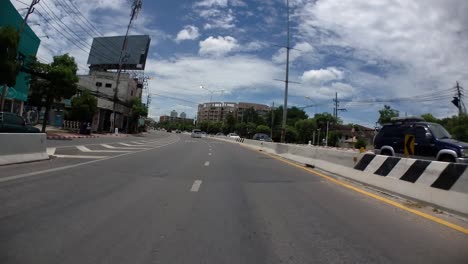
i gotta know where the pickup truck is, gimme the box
[0,112,41,133]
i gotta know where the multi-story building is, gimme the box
[78,71,143,132]
[237,102,271,122]
[159,114,194,124]
[170,110,178,118]
[197,102,270,122]
[180,112,187,119]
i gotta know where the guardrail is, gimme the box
[0,133,49,166]
[213,136,468,215]
[62,120,81,132]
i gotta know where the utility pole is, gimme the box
[333,92,347,121]
[112,0,142,133]
[279,0,291,143]
[453,81,465,116]
[270,101,275,139]
[1,0,40,111]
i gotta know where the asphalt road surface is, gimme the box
[1,132,467,264]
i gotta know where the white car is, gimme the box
[191,129,202,138]
[227,133,240,139]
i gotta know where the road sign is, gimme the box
[404,134,415,156]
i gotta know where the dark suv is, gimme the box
[374,118,468,163]
[0,112,40,133]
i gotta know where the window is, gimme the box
[4,113,24,125]
[96,82,102,87]
[105,83,112,88]
[131,90,134,96]
[413,126,427,140]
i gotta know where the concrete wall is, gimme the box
[0,133,49,165]
[214,137,468,215]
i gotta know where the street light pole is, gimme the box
[280,0,291,143]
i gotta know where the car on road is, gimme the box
[191,129,202,138]
[227,133,240,139]
[252,133,273,142]
[175,129,181,133]
[216,132,225,136]
[201,131,207,137]
[374,117,468,163]
[0,112,40,133]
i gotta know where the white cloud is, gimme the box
[199,36,239,56]
[175,25,200,43]
[296,0,468,116]
[301,67,344,83]
[195,0,229,8]
[272,42,314,64]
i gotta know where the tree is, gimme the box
[286,106,308,126]
[421,113,440,123]
[295,119,317,144]
[70,90,97,122]
[129,97,148,133]
[256,125,271,135]
[314,112,336,127]
[0,26,21,111]
[285,126,298,143]
[225,112,236,132]
[29,54,78,132]
[378,105,399,125]
[354,137,368,149]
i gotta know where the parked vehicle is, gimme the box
[216,132,225,136]
[191,129,202,138]
[227,133,240,139]
[201,131,207,137]
[0,112,40,133]
[252,133,273,142]
[374,117,468,163]
[175,129,181,133]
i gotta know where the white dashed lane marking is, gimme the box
[204,161,210,166]
[190,180,202,192]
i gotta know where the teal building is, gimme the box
[0,0,41,114]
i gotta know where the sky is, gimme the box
[11,0,468,127]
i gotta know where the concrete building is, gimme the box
[180,112,187,119]
[0,0,40,116]
[78,71,143,132]
[170,110,178,118]
[197,102,270,122]
[160,115,194,124]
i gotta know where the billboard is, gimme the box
[87,35,151,70]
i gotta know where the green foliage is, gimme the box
[295,119,316,144]
[421,113,439,123]
[255,125,271,135]
[440,114,468,142]
[314,112,337,127]
[327,131,342,147]
[354,137,368,149]
[29,54,79,132]
[225,112,236,132]
[70,90,97,122]
[285,126,298,143]
[0,26,20,87]
[378,105,399,125]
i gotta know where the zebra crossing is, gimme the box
[47,137,179,160]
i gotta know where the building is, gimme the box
[170,110,178,118]
[78,71,143,132]
[159,114,194,124]
[0,0,40,115]
[237,102,270,122]
[180,112,187,119]
[197,102,270,122]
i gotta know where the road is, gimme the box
[0,131,467,264]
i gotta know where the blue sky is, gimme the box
[12,0,468,127]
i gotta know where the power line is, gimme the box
[150,93,200,105]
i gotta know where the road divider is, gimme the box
[211,136,468,215]
[0,133,49,166]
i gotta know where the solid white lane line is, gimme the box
[130,141,146,145]
[54,155,108,159]
[204,161,210,166]
[46,148,56,156]
[190,180,202,192]
[100,144,149,150]
[0,139,180,183]
[76,145,131,153]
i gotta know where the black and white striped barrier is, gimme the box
[354,154,467,191]
[235,138,245,143]
[352,154,468,214]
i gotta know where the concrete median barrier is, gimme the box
[212,137,468,215]
[0,133,49,166]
